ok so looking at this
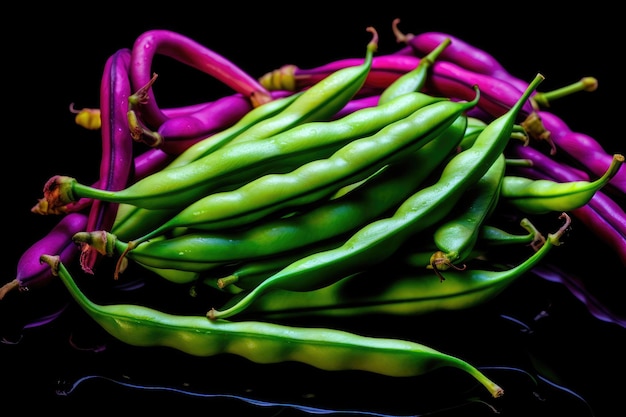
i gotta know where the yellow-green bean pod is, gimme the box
[40,254,504,399]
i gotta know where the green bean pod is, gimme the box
[248,214,569,318]
[77,116,468,277]
[129,93,479,246]
[207,74,543,320]
[378,36,450,105]
[428,153,506,278]
[500,153,624,214]
[40,253,504,399]
[47,92,445,211]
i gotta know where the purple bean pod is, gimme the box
[331,94,380,119]
[80,48,135,274]
[264,55,419,92]
[276,54,539,125]
[390,22,529,93]
[142,90,294,155]
[509,144,626,265]
[539,110,626,195]
[0,212,88,299]
[161,100,221,119]
[129,29,272,128]
[132,148,174,180]
[425,61,535,119]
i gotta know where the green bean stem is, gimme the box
[40,254,504,399]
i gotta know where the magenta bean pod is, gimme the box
[0,212,88,299]
[331,94,380,119]
[148,91,294,155]
[79,48,135,274]
[148,93,252,155]
[425,61,535,119]
[390,21,529,93]
[129,29,271,128]
[278,55,542,135]
[539,110,626,195]
[269,55,419,92]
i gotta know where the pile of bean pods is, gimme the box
[2,20,625,403]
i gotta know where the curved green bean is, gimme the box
[40,254,504,399]
[501,153,624,214]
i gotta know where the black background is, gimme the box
[1,4,624,416]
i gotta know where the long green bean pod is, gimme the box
[500,153,624,214]
[248,214,569,318]
[428,153,506,279]
[76,115,468,278]
[44,92,445,211]
[39,253,504,399]
[207,74,543,320]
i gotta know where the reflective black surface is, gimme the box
[2,6,624,416]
